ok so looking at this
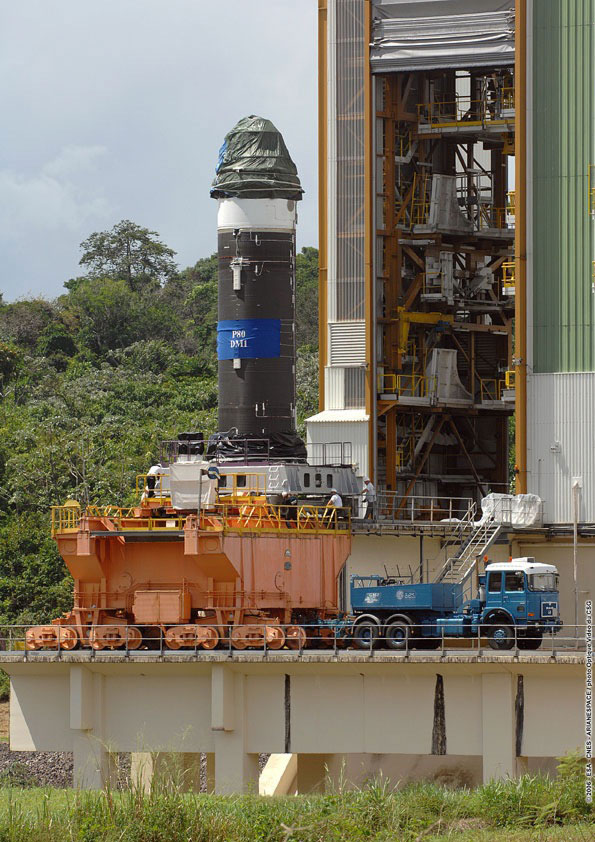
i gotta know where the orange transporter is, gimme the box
[27,494,351,652]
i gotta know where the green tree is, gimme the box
[0,298,56,349]
[78,220,177,292]
[163,255,218,364]
[67,277,180,354]
[296,246,319,349]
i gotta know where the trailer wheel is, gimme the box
[352,621,379,650]
[487,624,515,650]
[385,621,410,651]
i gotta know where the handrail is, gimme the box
[51,502,350,537]
[417,89,515,128]
[375,493,474,525]
[377,373,433,399]
[136,474,170,503]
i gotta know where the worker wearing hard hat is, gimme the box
[327,489,343,508]
[363,477,376,520]
[324,488,343,526]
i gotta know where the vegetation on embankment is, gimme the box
[0,757,592,842]
[0,222,319,640]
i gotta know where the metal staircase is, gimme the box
[434,514,502,586]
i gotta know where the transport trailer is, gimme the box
[349,558,562,651]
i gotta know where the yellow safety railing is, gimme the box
[51,500,348,537]
[502,261,515,289]
[215,502,350,535]
[478,205,511,230]
[396,129,412,159]
[507,191,515,216]
[396,440,413,471]
[378,373,397,393]
[505,370,516,389]
[410,172,431,227]
[51,503,81,535]
[396,374,431,398]
[378,373,432,399]
[479,379,506,402]
[136,474,170,503]
[417,89,515,129]
[218,472,267,498]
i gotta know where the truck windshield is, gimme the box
[528,573,558,592]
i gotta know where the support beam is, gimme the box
[73,733,114,790]
[211,668,260,794]
[447,417,489,497]
[514,0,528,492]
[70,666,114,790]
[396,416,446,513]
[482,674,516,781]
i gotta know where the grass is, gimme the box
[0,756,591,842]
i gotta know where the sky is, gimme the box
[0,0,318,301]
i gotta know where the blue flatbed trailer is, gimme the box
[348,558,563,651]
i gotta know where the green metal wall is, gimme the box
[532,0,595,372]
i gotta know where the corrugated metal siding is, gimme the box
[324,365,366,409]
[306,415,370,477]
[527,372,595,522]
[532,0,595,372]
[334,0,366,322]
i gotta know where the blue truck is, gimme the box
[350,557,562,651]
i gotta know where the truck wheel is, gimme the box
[487,624,515,650]
[518,631,543,650]
[385,621,410,651]
[352,621,379,650]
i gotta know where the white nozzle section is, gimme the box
[217,198,296,232]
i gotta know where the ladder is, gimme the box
[434,514,502,586]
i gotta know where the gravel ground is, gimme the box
[0,743,73,788]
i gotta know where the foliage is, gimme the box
[296,246,319,349]
[77,219,177,292]
[0,767,591,841]
[0,224,319,626]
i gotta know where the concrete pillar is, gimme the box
[211,665,259,794]
[70,665,114,789]
[130,752,201,792]
[482,673,516,782]
[73,733,114,790]
[260,754,298,795]
[130,752,153,792]
[296,754,328,793]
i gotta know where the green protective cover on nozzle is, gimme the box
[211,115,303,200]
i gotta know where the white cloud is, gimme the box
[0,145,111,238]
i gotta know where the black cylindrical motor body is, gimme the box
[216,199,297,436]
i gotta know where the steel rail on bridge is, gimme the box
[3,623,586,660]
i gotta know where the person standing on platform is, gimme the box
[363,477,376,520]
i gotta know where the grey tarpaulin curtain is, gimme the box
[371,4,515,71]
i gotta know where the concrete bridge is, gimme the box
[3,651,585,793]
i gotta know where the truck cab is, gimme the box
[480,558,562,649]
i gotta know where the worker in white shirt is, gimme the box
[327,489,343,508]
[363,477,376,520]
[324,489,343,526]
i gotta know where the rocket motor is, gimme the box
[211,116,303,439]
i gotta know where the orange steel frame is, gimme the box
[318,0,328,411]
[514,0,527,493]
